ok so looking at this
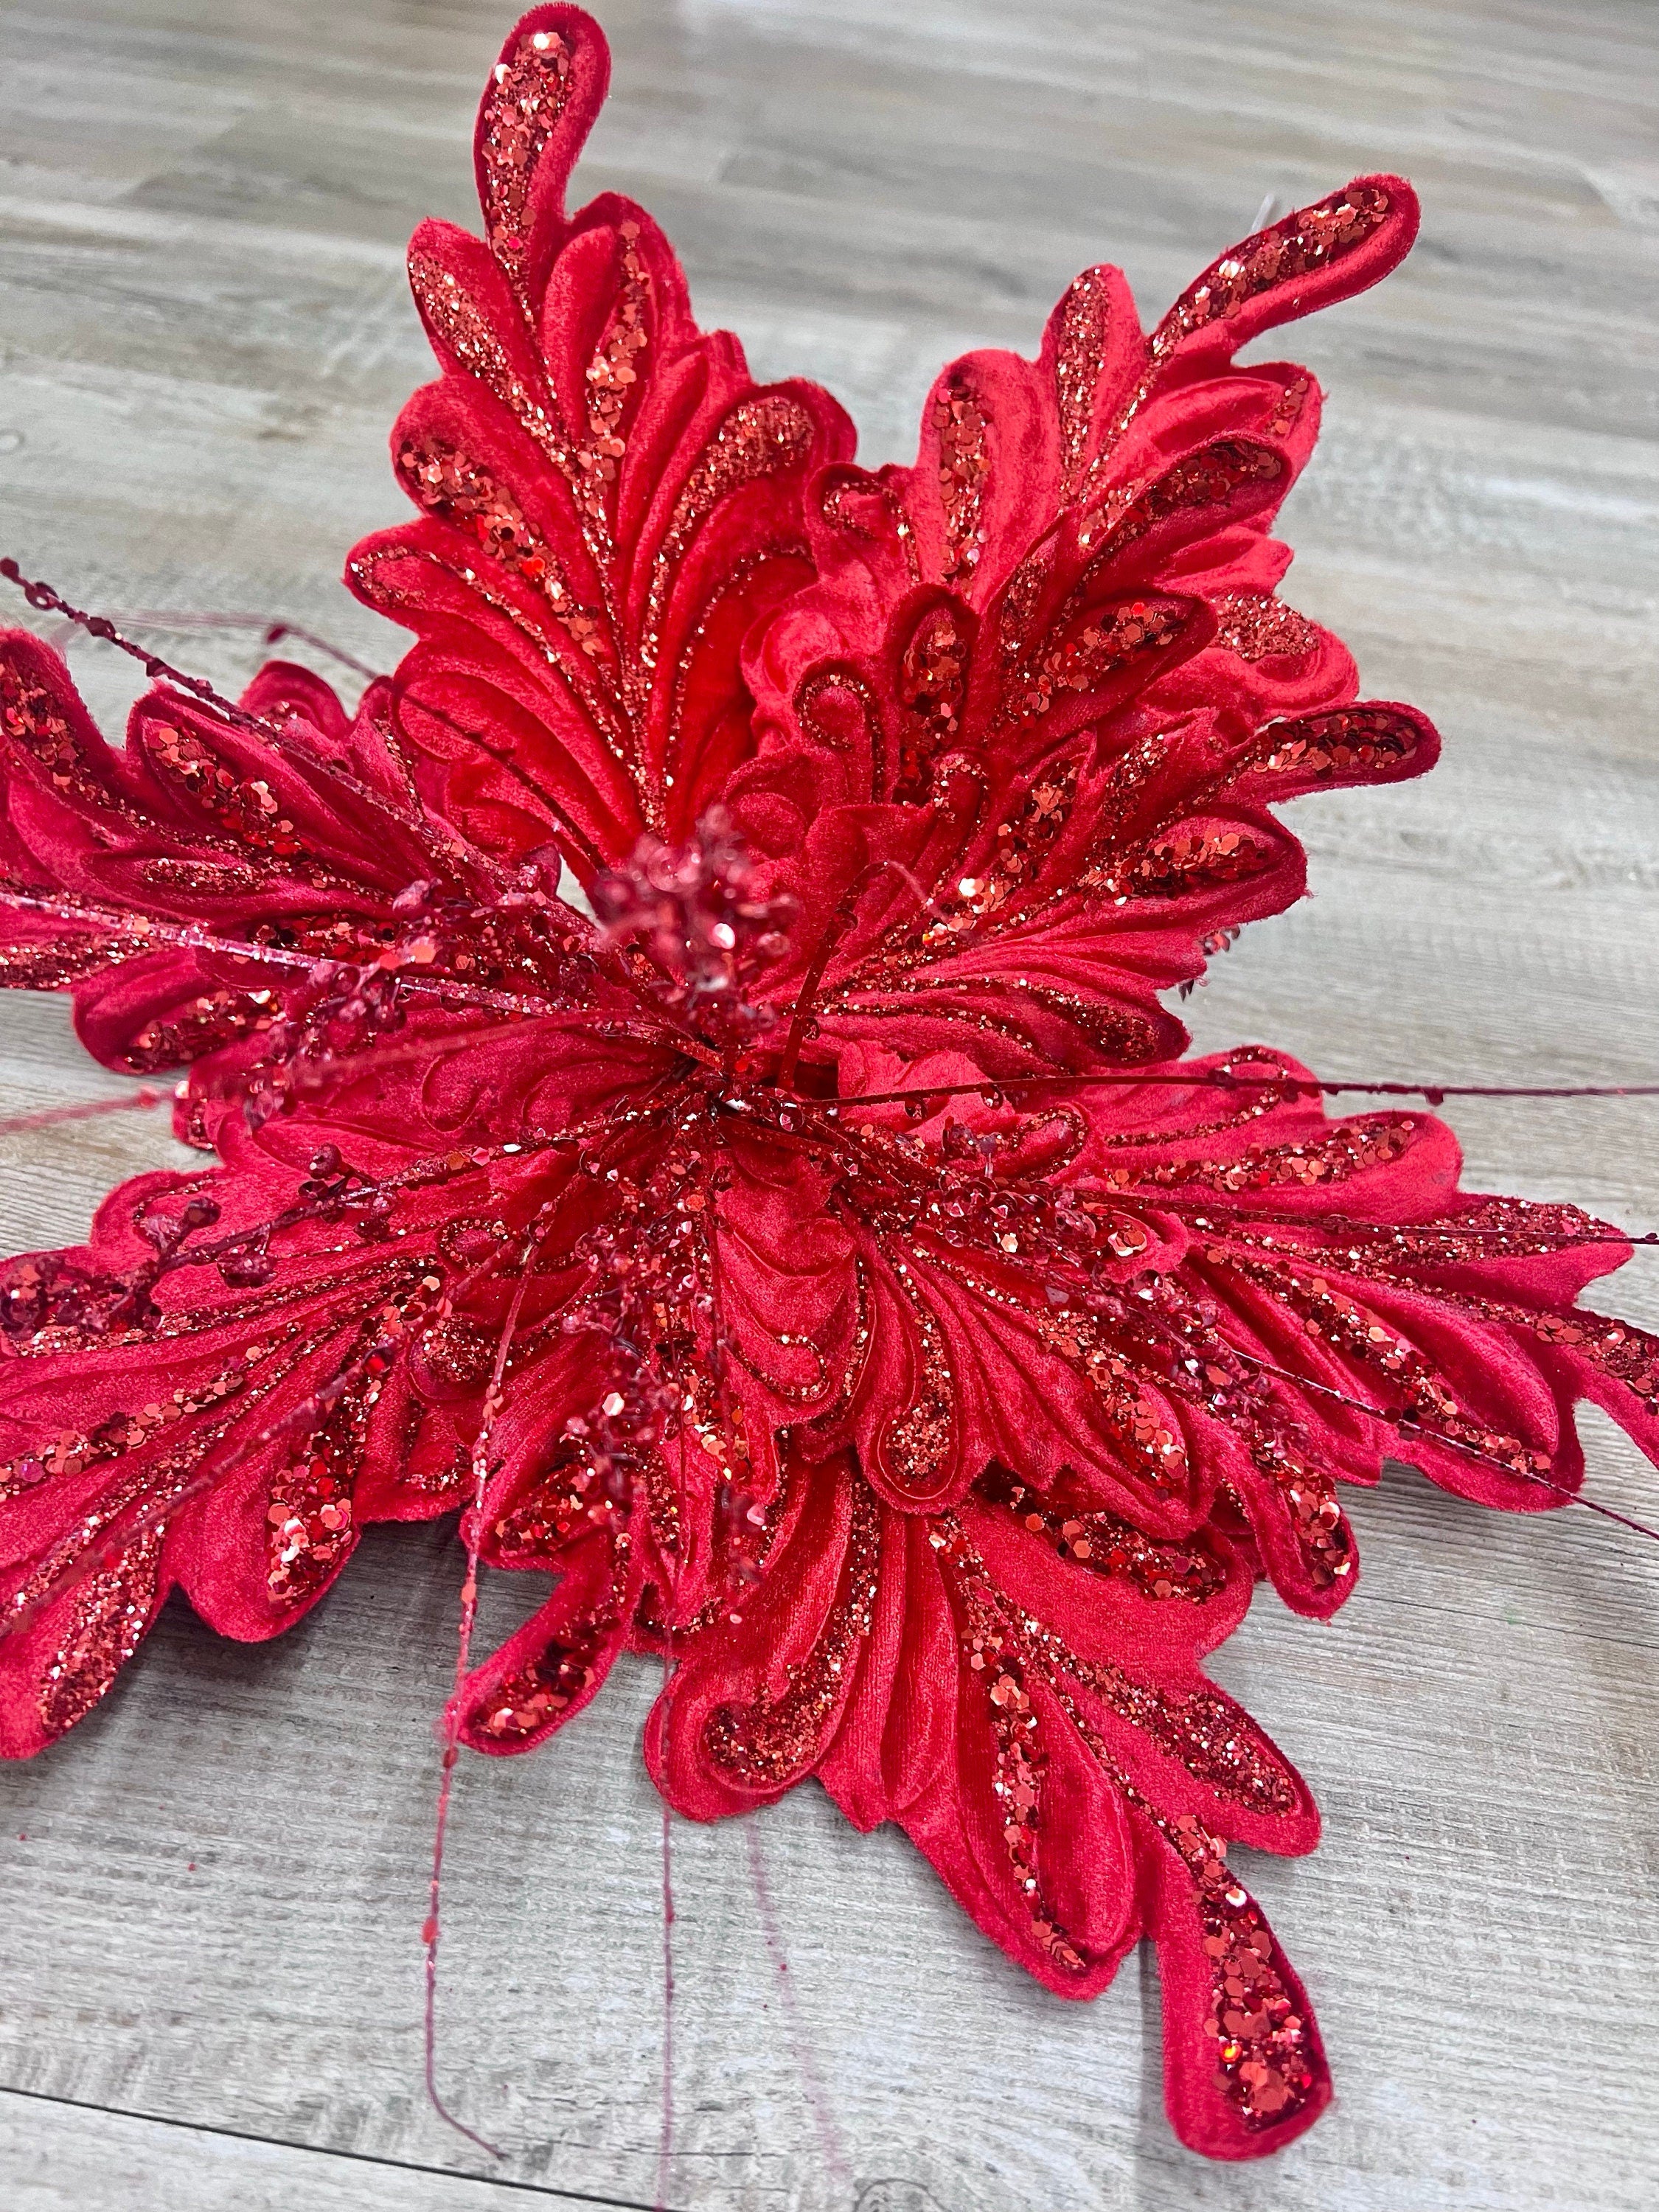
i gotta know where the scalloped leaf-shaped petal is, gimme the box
[345,9,853,874]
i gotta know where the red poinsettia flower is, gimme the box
[1,5,1655,2163]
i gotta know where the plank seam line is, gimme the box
[0,2082,680,2212]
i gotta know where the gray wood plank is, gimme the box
[0,2,1655,2208]
[0,2087,655,2210]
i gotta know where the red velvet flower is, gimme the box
[1,5,1655,2163]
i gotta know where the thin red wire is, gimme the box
[422,1208,556,2160]
[55,606,385,684]
[1,557,529,893]
[1238,1349,1659,1545]
[0,886,565,1022]
[1,557,278,732]
[824,1070,1659,1111]
[655,1787,677,2212]
[0,1088,170,1137]
[745,1821,849,2192]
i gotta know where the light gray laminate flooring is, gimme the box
[0,2,1655,2207]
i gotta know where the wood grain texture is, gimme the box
[0,2088,638,2212]
[0,1,1655,2207]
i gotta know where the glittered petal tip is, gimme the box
[473,7,612,307]
[1144,175,1420,386]
[1151,1848,1332,2159]
[455,1524,637,1755]
[645,1453,872,1816]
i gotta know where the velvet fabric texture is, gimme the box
[1,6,1655,2161]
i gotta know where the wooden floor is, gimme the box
[1,1,1657,2206]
